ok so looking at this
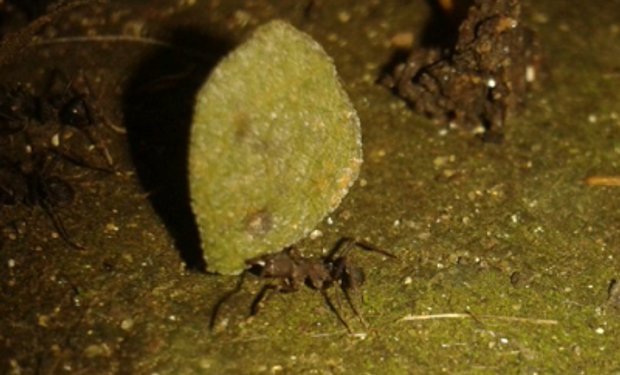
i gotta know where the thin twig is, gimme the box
[309,330,367,339]
[583,175,620,187]
[397,313,559,326]
[0,0,107,67]
[34,35,214,61]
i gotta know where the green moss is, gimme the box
[5,1,620,374]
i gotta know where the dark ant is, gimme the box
[0,154,83,249]
[35,70,114,168]
[0,71,114,170]
[0,70,114,250]
[210,238,397,333]
[0,71,114,171]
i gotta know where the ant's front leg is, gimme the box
[320,288,353,334]
[249,284,277,317]
[353,239,398,259]
[327,237,357,260]
[326,255,367,330]
[38,189,84,250]
[249,278,298,316]
[327,237,397,261]
[209,273,247,331]
[339,264,369,329]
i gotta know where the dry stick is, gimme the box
[397,313,559,326]
[0,0,107,67]
[583,176,620,187]
[34,35,214,61]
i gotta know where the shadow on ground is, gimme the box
[123,28,233,270]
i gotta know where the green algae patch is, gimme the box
[189,20,362,275]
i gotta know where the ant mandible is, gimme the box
[210,238,397,333]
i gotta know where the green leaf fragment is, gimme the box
[189,20,362,275]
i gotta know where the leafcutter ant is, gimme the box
[210,238,397,333]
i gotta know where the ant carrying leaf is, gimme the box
[210,238,397,334]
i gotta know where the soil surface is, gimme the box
[2,0,620,374]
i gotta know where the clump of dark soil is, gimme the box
[384,0,541,134]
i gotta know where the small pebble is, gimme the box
[337,11,351,23]
[309,229,323,240]
[51,133,60,147]
[390,32,414,49]
[105,223,119,232]
[120,318,134,331]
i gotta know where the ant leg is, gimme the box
[40,152,61,176]
[327,237,357,260]
[38,159,84,250]
[331,237,398,259]
[76,69,116,166]
[341,281,369,329]
[53,148,114,174]
[320,289,353,334]
[250,278,298,316]
[37,207,81,249]
[353,239,397,259]
[330,263,369,330]
[41,201,84,250]
[249,284,278,316]
[209,273,247,331]
[61,70,78,96]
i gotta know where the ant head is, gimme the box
[247,250,296,278]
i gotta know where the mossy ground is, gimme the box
[2,0,620,374]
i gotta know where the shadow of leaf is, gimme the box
[123,28,234,271]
